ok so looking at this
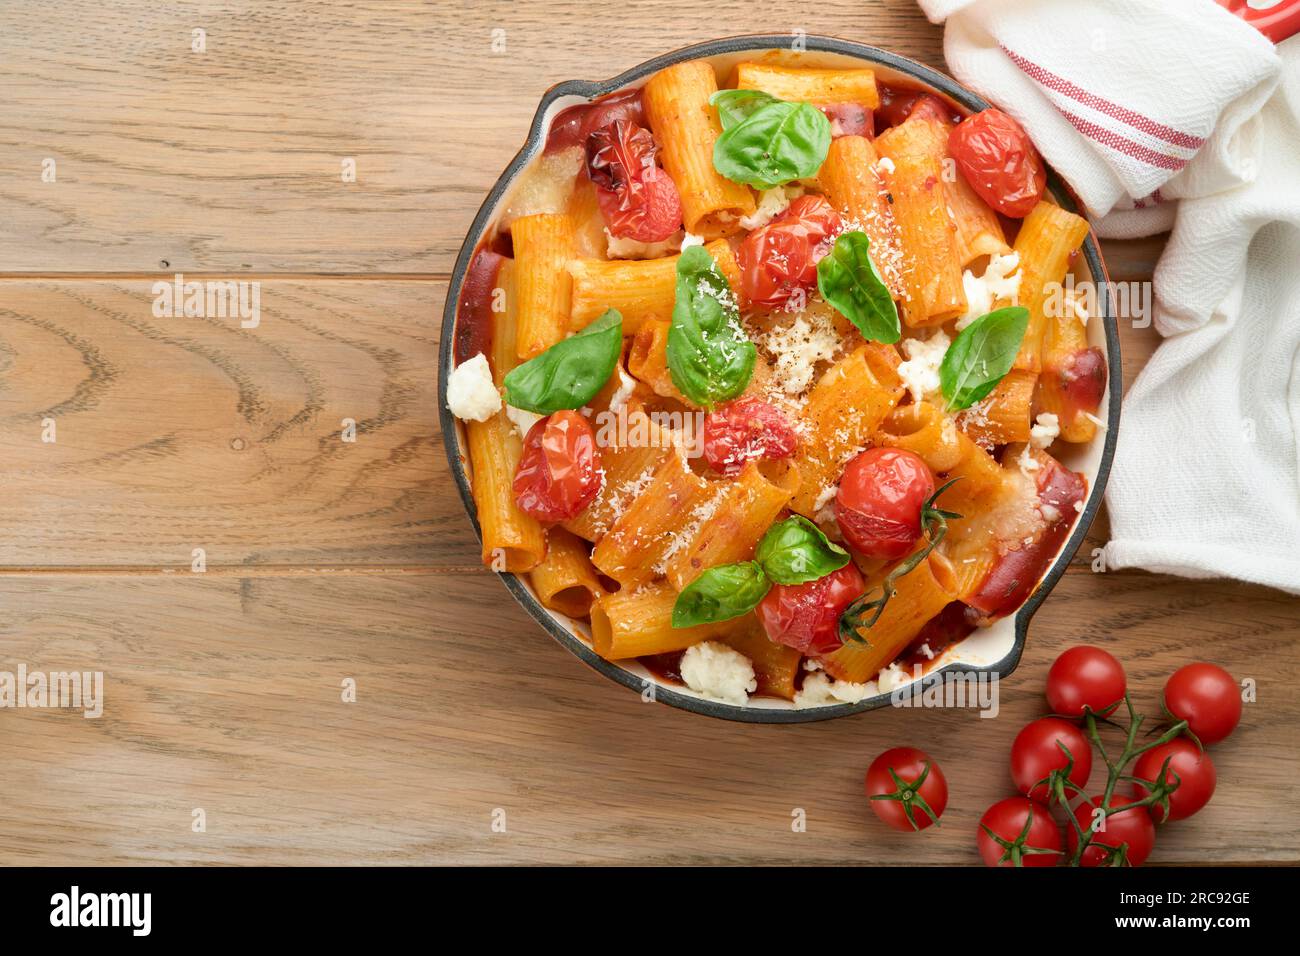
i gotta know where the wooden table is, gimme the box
[1,0,1296,866]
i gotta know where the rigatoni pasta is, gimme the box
[643,61,756,238]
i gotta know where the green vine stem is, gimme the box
[1050,693,1188,866]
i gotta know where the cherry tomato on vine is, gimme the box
[1010,717,1093,803]
[1163,662,1242,746]
[737,194,842,308]
[1068,794,1156,867]
[512,410,602,523]
[702,397,798,476]
[1133,739,1217,823]
[865,747,948,832]
[757,563,865,657]
[949,108,1046,218]
[1046,645,1126,719]
[834,448,936,560]
[977,797,1062,867]
[585,120,682,242]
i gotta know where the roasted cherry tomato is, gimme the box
[1048,346,1107,422]
[757,563,865,657]
[702,397,798,476]
[1046,645,1126,719]
[865,747,948,832]
[978,797,1062,867]
[1010,717,1093,804]
[821,102,874,138]
[949,108,1046,218]
[876,89,955,130]
[1162,662,1242,746]
[512,410,602,523]
[1133,739,1217,823]
[586,120,682,243]
[834,448,935,560]
[547,87,645,153]
[737,194,841,308]
[1068,794,1156,867]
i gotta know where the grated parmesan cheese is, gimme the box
[760,309,842,395]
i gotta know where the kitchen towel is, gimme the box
[917,0,1300,593]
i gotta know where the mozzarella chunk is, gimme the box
[897,330,951,404]
[446,353,501,423]
[956,252,1022,331]
[679,641,757,706]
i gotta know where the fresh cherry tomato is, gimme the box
[512,410,602,523]
[1046,645,1126,719]
[1068,794,1156,867]
[865,747,948,832]
[586,120,682,242]
[1133,739,1217,823]
[1010,717,1093,803]
[949,108,1046,218]
[737,194,841,308]
[758,563,865,657]
[977,797,1062,867]
[701,397,798,476]
[1163,662,1242,746]
[834,448,935,560]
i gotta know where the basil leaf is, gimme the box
[712,99,831,190]
[502,308,623,414]
[754,515,851,585]
[816,230,900,344]
[672,561,771,628]
[710,88,781,131]
[666,245,755,408]
[939,306,1030,411]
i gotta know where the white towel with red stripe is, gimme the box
[918,0,1280,237]
[918,0,1300,594]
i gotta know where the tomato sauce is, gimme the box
[640,651,685,686]
[968,459,1088,617]
[899,601,981,672]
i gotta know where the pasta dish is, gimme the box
[445,53,1106,709]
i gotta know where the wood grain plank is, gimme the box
[0,572,1294,865]
[0,279,478,568]
[0,0,947,273]
[0,277,1157,570]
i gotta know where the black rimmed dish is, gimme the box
[439,34,1121,723]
